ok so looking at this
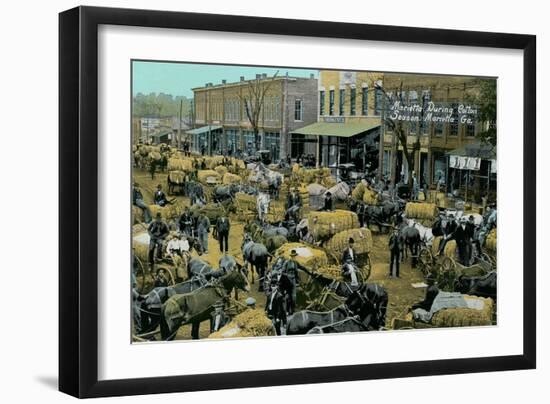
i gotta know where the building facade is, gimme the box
[379,73,493,200]
[292,70,384,169]
[191,73,318,160]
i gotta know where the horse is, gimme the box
[136,277,208,334]
[285,305,354,335]
[456,271,497,300]
[242,235,270,290]
[399,224,422,266]
[159,267,250,340]
[264,234,288,255]
[404,218,434,246]
[345,283,388,330]
[188,257,225,280]
[212,185,234,203]
[306,317,368,334]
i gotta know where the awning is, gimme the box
[291,120,381,138]
[446,140,496,160]
[186,125,222,135]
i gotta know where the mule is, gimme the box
[242,235,270,290]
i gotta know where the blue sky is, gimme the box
[132,60,319,98]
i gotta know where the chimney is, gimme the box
[240,76,245,81]
[222,79,227,84]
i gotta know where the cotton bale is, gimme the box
[197,169,221,185]
[214,165,228,176]
[325,227,373,258]
[168,170,186,184]
[306,210,359,239]
[431,296,494,327]
[431,236,457,258]
[485,228,497,252]
[275,242,329,271]
[405,202,439,221]
[222,172,242,185]
[234,192,257,211]
[208,309,276,339]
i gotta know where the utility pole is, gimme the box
[178,98,183,149]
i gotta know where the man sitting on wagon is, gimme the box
[147,212,170,267]
[341,238,359,286]
[153,184,174,206]
[132,182,152,223]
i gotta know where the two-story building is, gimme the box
[291,70,384,170]
[379,73,495,200]
[190,73,318,160]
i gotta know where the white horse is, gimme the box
[404,218,434,246]
[256,192,270,222]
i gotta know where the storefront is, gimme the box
[186,125,223,155]
[291,120,381,171]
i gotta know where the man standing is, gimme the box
[149,159,157,180]
[412,171,419,201]
[196,212,211,254]
[133,182,152,223]
[216,215,231,253]
[341,238,359,286]
[147,212,169,267]
[178,207,194,237]
[388,228,402,278]
[454,218,471,266]
[466,215,476,261]
[283,250,300,314]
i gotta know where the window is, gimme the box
[374,87,382,116]
[319,91,325,115]
[350,88,356,115]
[339,89,345,115]
[294,99,303,121]
[361,87,368,115]
[435,121,444,136]
[466,122,476,137]
[449,103,459,136]
[329,90,335,115]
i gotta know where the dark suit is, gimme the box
[388,233,402,277]
[323,195,334,211]
[216,216,231,253]
[454,224,471,265]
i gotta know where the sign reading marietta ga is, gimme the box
[389,101,478,124]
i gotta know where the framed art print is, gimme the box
[59,6,536,398]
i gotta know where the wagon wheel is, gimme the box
[436,256,457,291]
[361,254,372,281]
[480,252,496,270]
[418,247,433,276]
[135,256,153,294]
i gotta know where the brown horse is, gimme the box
[160,267,250,340]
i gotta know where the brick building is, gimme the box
[190,73,318,160]
[379,73,495,200]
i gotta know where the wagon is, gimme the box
[417,240,495,291]
[167,170,186,195]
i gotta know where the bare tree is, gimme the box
[239,71,279,152]
[375,82,423,191]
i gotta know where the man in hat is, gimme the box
[147,212,170,267]
[133,182,152,223]
[388,227,403,277]
[323,191,334,211]
[153,184,172,207]
[342,238,357,265]
[216,215,231,253]
[196,212,211,254]
[283,250,300,314]
[454,217,471,265]
[178,207,194,237]
[210,301,230,333]
[341,238,359,286]
[438,214,457,255]
[153,268,170,288]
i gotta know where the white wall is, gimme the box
[0,0,546,403]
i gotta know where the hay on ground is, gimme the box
[275,242,328,271]
[431,296,494,327]
[325,228,373,257]
[208,309,276,339]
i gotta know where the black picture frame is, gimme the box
[59,6,536,398]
